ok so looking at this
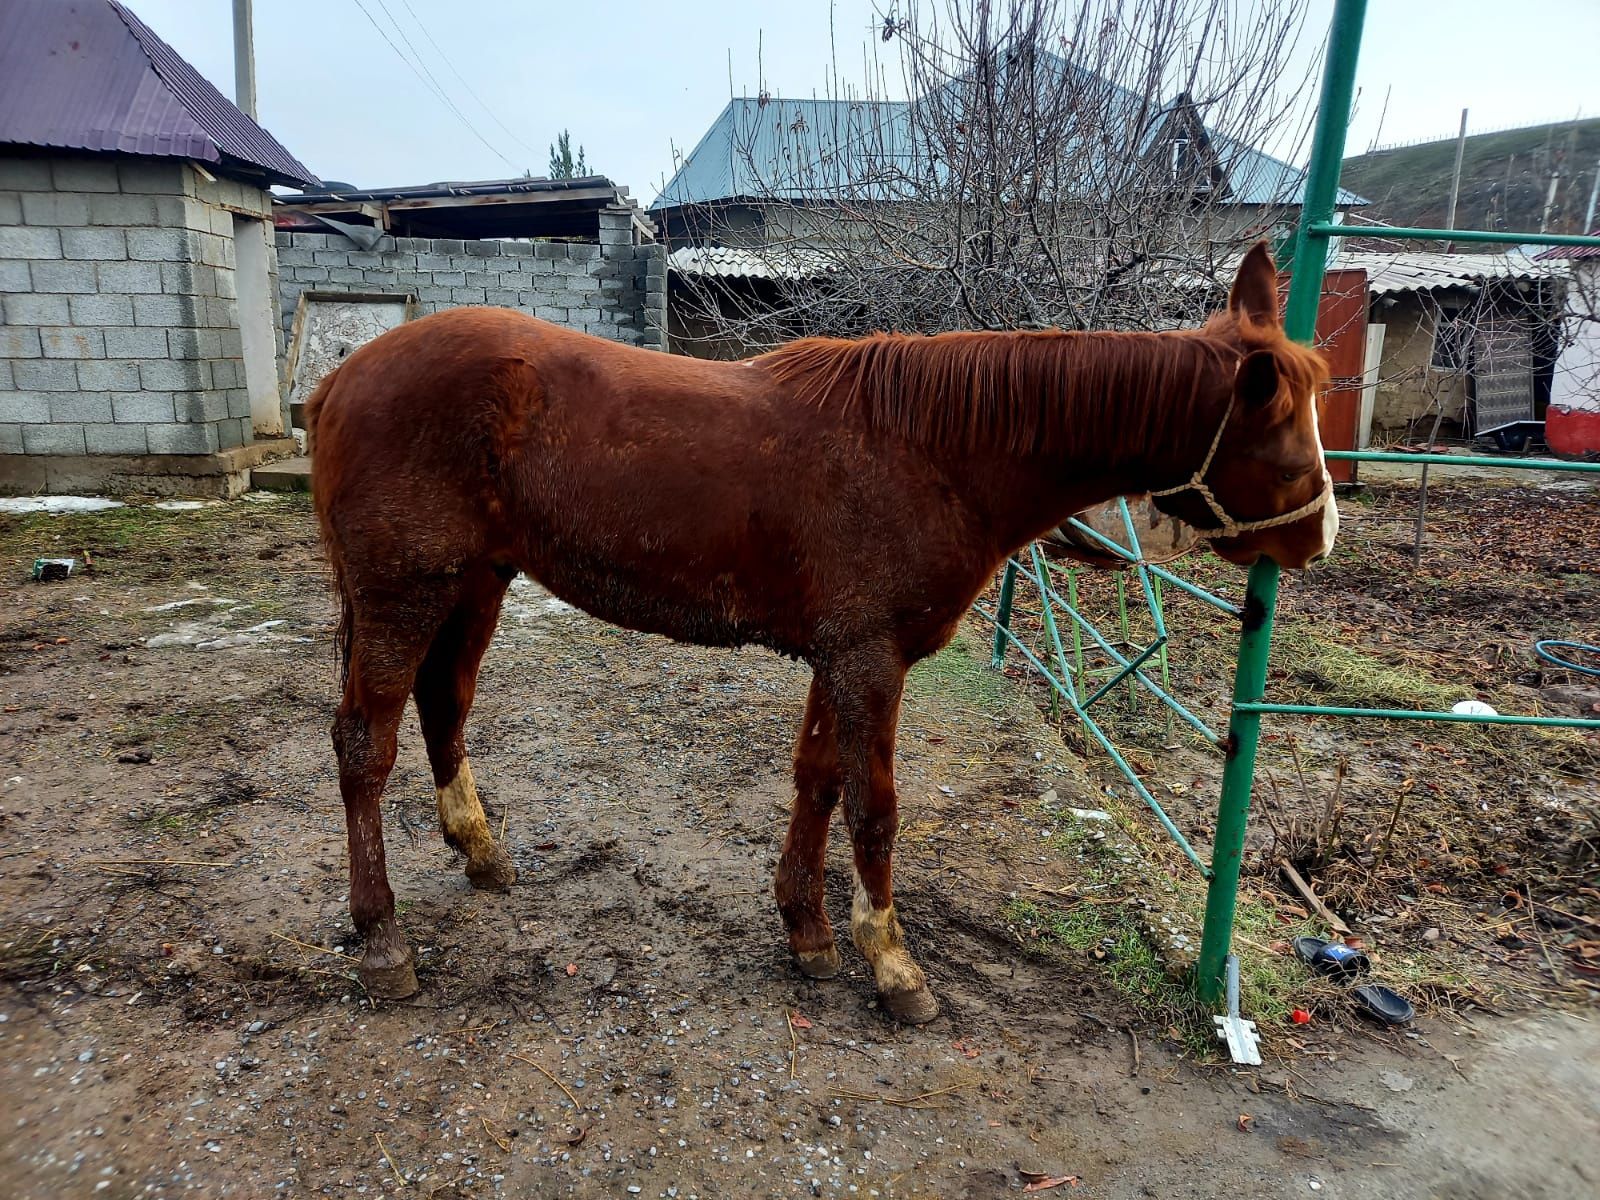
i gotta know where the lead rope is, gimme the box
[1149,391,1333,539]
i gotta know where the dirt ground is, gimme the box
[2,491,1597,1199]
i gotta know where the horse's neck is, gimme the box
[924,330,1231,555]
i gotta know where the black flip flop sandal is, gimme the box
[1352,984,1414,1025]
[1293,936,1372,981]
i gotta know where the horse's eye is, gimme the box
[1281,469,1305,483]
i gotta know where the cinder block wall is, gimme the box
[276,208,667,354]
[0,153,283,458]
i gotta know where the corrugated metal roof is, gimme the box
[0,0,316,188]
[1331,250,1565,296]
[1532,232,1600,262]
[667,245,832,280]
[653,59,1364,211]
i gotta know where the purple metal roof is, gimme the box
[0,0,316,188]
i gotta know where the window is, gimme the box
[1431,309,1472,372]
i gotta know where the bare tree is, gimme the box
[669,0,1324,351]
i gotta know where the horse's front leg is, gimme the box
[776,677,843,978]
[830,651,939,1024]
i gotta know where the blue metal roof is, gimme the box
[653,68,1366,211]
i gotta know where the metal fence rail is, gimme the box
[983,0,1600,1008]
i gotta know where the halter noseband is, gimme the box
[1148,389,1333,540]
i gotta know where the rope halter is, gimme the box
[1148,391,1333,540]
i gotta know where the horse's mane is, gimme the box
[757,313,1327,462]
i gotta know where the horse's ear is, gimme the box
[1229,241,1280,326]
[1236,348,1284,412]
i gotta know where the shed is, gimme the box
[1532,235,1600,456]
[1,0,317,496]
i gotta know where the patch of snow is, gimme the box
[152,499,219,511]
[0,496,123,514]
[144,597,240,613]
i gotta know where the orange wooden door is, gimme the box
[1279,268,1368,484]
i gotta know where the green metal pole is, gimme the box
[992,559,1018,669]
[1152,576,1175,744]
[1195,0,1368,1006]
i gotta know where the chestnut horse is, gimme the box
[308,242,1335,1021]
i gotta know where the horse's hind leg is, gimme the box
[413,565,516,890]
[775,676,843,978]
[334,590,453,999]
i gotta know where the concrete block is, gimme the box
[0,361,11,389]
[312,250,351,267]
[127,227,196,262]
[499,241,534,256]
[568,307,602,323]
[327,267,365,284]
[484,289,519,307]
[97,260,163,293]
[146,423,219,454]
[276,246,317,268]
[396,269,432,286]
[77,360,142,391]
[0,327,44,358]
[87,193,160,225]
[416,286,454,304]
[226,388,251,418]
[60,227,128,260]
[214,267,236,299]
[450,287,487,305]
[217,329,243,359]
[13,360,79,391]
[526,257,556,275]
[394,238,428,254]
[569,244,602,263]
[116,159,191,196]
[432,240,466,255]
[112,391,175,422]
[361,269,399,286]
[105,327,169,358]
[22,423,87,455]
[84,422,149,455]
[204,298,235,328]
[293,265,330,282]
[533,243,566,260]
[198,234,233,269]
[586,321,622,340]
[498,270,531,289]
[67,293,134,326]
[465,271,498,289]
[209,359,236,389]
[0,160,53,190]
[50,393,114,422]
[467,241,503,257]
[40,327,106,358]
[51,158,120,192]
[140,359,210,391]
[432,270,467,287]
[0,259,30,291]
[0,226,62,259]
[29,259,99,293]
[166,327,201,359]
[0,393,52,422]
[533,305,569,322]
[178,392,230,423]
[0,424,22,454]
[21,191,90,225]
[345,251,385,268]
[413,254,455,271]
[290,233,330,250]
[133,293,198,326]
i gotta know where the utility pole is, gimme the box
[233,0,257,121]
[1584,155,1600,233]
[1443,108,1467,251]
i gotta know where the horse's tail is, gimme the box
[304,367,355,687]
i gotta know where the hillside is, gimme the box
[1341,118,1600,242]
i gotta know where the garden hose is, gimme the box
[1534,640,1600,678]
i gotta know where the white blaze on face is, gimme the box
[1308,389,1339,557]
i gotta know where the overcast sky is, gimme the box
[125,1,1599,201]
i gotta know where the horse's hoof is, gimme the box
[466,845,517,891]
[881,986,940,1024]
[359,954,419,1000]
[795,945,841,980]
